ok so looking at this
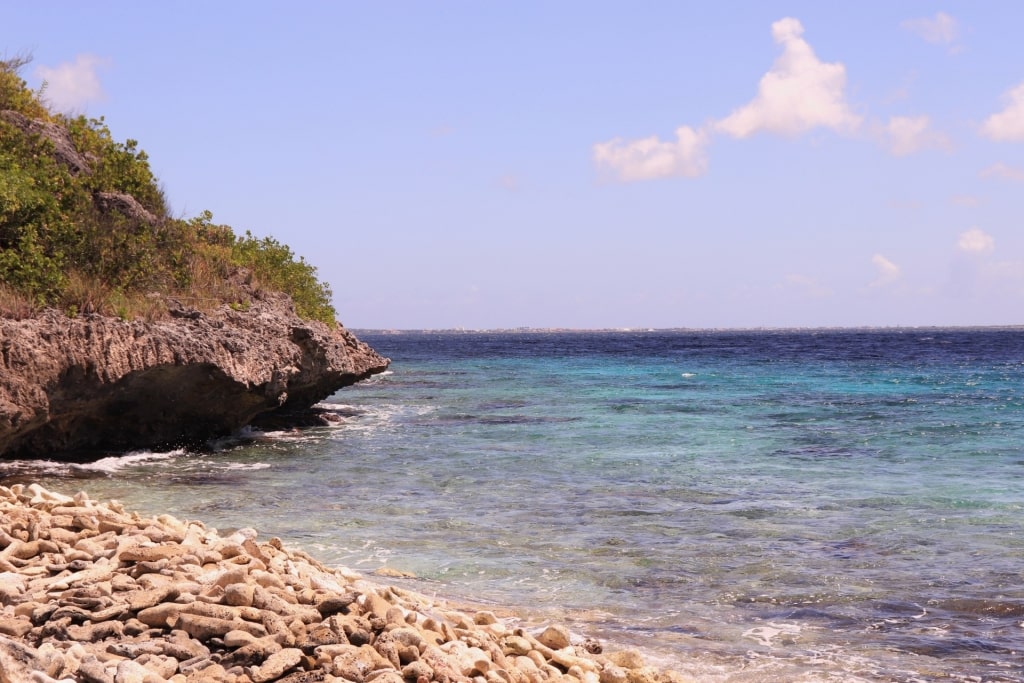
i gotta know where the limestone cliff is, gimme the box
[0,291,389,459]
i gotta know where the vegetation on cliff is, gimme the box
[0,56,336,324]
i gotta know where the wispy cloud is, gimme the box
[957,227,994,253]
[714,18,861,139]
[870,254,901,287]
[882,115,952,156]
[593,126,710,182]
[980,162,1024,181]
[980,82,1024,142]
[902,12,960,51]
[34,54,110,112]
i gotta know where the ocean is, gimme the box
[3,329,1023,682]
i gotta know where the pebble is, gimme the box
[0,484,695,683]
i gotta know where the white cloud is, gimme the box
[902,12,959,47]
[883,115,952,156]
[593,126,710,182]
[980,162,1024,182]
[980,82,1024,141]
[34,54,110,112]
[870,254,901,287]
[957,227,994,253]
[714,18,861,139]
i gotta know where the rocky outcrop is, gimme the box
[93,191,160,226]
[0,110,93,175]
[0,291,389,459]
[0,483,691,683]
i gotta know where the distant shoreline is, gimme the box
[353,325,1024,335]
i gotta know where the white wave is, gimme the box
[361,370,394,384]
[681,372,697,378]
[71,449,183,474]
[0,449,187,479]
[219,462,271,471]
[742,621,802,648]
[0,459,76,476]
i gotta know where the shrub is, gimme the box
[232,230,336,325]
[0,56,338,325]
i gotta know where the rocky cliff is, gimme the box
[0,291,389,459]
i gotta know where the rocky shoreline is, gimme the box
[0,484,692,683]
[0,291,390,460]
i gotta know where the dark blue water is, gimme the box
[6,329,1024,681]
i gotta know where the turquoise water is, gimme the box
[4,329,1024,681]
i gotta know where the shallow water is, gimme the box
[5,329,1024,681]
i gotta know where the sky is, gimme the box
[4,2,1024,329]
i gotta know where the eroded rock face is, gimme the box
[0,292,389,459]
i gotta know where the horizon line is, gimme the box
[349,324,1024,333]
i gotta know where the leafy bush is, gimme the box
[0,57,337,325]
[232,231,335,324]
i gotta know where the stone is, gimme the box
[599,665,628,683]
[473,612,498,626]
[120,544,189,563]
[136,653,180,680]
[224,629,259,648]
[155,631,210,662]
[365,671,405,683]
[300,624,344,654]
[0,616,32,638]
[223,583,255,607]
[171,613,240,641]
[602,650,645,670]
[401,661,433,682]
[0,634,48,682]
[0,485,690,683]
[251,647,304,682]
[114,659,163,683]
[79,656,117,683]
[625,667,661,683]
[537,625,571,651]
[314,593,356,618]
[501,636,532,657]
[222,635,283,667]
[137,603,185,628]
[277,671,329,683]
[129,586,179,612]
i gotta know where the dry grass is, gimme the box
[0,284,40,320]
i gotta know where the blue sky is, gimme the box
[5,2,1024,329]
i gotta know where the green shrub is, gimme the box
[0,56,338,325]
[232,231,336,325]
